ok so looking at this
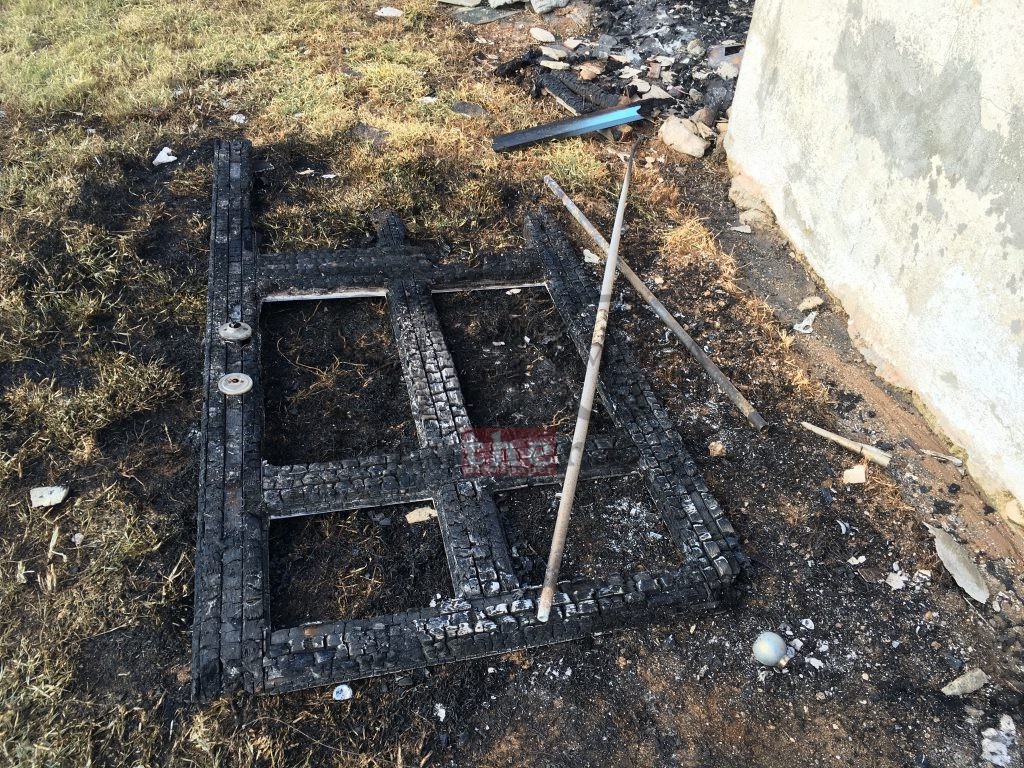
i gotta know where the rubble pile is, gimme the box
[493,0,754,154]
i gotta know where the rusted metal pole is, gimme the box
[543,175,768,432]
[537,142,641,623]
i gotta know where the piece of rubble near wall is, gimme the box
[724,0,1024,525]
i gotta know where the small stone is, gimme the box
[716,62,739,80]
[941,668,990,696]
[539,59,570,70]
[30,486,69,508]
[752,631,788,666]
[451,100,488,117]
[691,106,715,127]
[843,464,866,485]
[529,27,556,43]
[332,684,354,700]
[805,657,825,670]
[229,113,247,124]
[885,571,907,590]
[658,115,708,158]
[799,296,825,312]
[530,0,569,12]
[708,440,727,457]
[686,39,706,57]
[739,208,774,229]
[152,147,177,166]
[375,5,404,15]
[418,95,438,104]
[583,249,600,264]
[406,506,437,524]
[539,45,568,60]
[642,84,673,100]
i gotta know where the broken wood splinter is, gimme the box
[801,421,892,467]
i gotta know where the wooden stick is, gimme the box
[800,421,892,467]
[544,175,768,431]
[536,142,640,623]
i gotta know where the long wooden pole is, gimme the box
[544,175,768,432]
[537,142,640,623]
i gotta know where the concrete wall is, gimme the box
[725,0,1024,515]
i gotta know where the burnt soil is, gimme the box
[434,286,621,437]
[496,473,679,586]
[261,296,418,465]
[268,502,452,628]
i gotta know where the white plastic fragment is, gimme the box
[434,703,447,722]
[332,684,354,700]
[885,571,907,590]
[375,6,403,16]
[229,113,247,124]
[752,631,788,666]
[152,147,177,166]
[847,555,866,566]
[925,524,990,603]
[30,486,69,508]
[583,249,600,264]
[842,464,866,484]
[321,173,337,179]
[793,310,818,334]
[805,657,825,670]
[941,668,990,696]
[406,506,438,524]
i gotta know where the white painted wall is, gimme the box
[725,0,1024,514]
